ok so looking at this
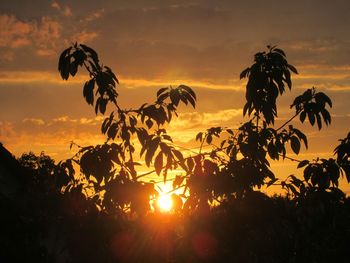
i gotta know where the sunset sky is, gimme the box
[1,0,350,192]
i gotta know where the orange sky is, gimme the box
[1,0,350,193]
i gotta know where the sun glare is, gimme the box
[157,194,173,212]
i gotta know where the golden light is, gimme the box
[157,194,173,212]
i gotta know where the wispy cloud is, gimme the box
[23,118,45,126]
[72,30,99,44]
[84,8,105,22]
[51,1,72,17]
[0,70,244,91]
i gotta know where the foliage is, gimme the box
[1,44,350,262]
[240,45,297,124]
[56,42,350,215]
[57,42,196,215]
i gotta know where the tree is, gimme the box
[58,43,197,215]
[57,43,350,216]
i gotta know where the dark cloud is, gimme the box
[2,0,350,79]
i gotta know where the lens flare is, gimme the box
[157,195,172,212]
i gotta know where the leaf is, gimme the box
[289,174,302,187]
[83,79,95,105]
[186,94,196,108]
[159,142,171,156]
[274,48,286,57]
[179,85,196,100]
[107,123,118,140]
[156,106,167,125]
[303,165,313,182]
[186,157,194,172]
[154,152,163,175]
[145,137,160,167]
[179,94,188,106]
[146,119,153,129]
[99,98,107,114]
[80,44,99,65]
[293,128,308,149]
[206,134,212,144]
[136,128,148,147]
[342,164,350,183]
[243,103,250,117]
[308,112,315,126]
[299,111,306,123]
[70,61,79,76]
[104,66,119,83]
[95,97,101,114]
[157,93,169,103]
[316,113,322,130]
[157,87,168,97]
[162,134,173,142]
[240,67,250,79]
[297,160,309,169]
[284,69,292,89]
[196,132,203,142]
[58,47,72,80]
[267,142,276,159]
[172,149,184,161]
[173,175,185,189]
[290,136,301,154]
[287,64,298,74]
[288,184,298,196]
[316,92,332,107]
[321,109,331,125]
[170,89,180,106]
[266,178,278,187]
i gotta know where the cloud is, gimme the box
[0,14,32,48]
[327,85,350,91]
[160,108,243,145]
[0,14,62,57]
[32,16,62,56]
[0,71,87,83]
[171,109,242,130]
[84,8,105,22]
[0,51,14,62]
[0,116,106,160]
[0,121,15,140]
[49,116,104,125]
[72,30,98,43]
[23,118,45,125]
[0,69,244,91]
[51,1,72,17]
[280,39,350,68]
[0,11,98,63]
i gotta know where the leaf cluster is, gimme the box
[241,46,298,124]
[59,43,119,114]
[291,87,332,130]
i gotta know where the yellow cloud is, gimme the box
[0,70,245,91]
[22,118,45,125]
[0,71,87,83]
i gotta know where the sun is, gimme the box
[157,194,173,212]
